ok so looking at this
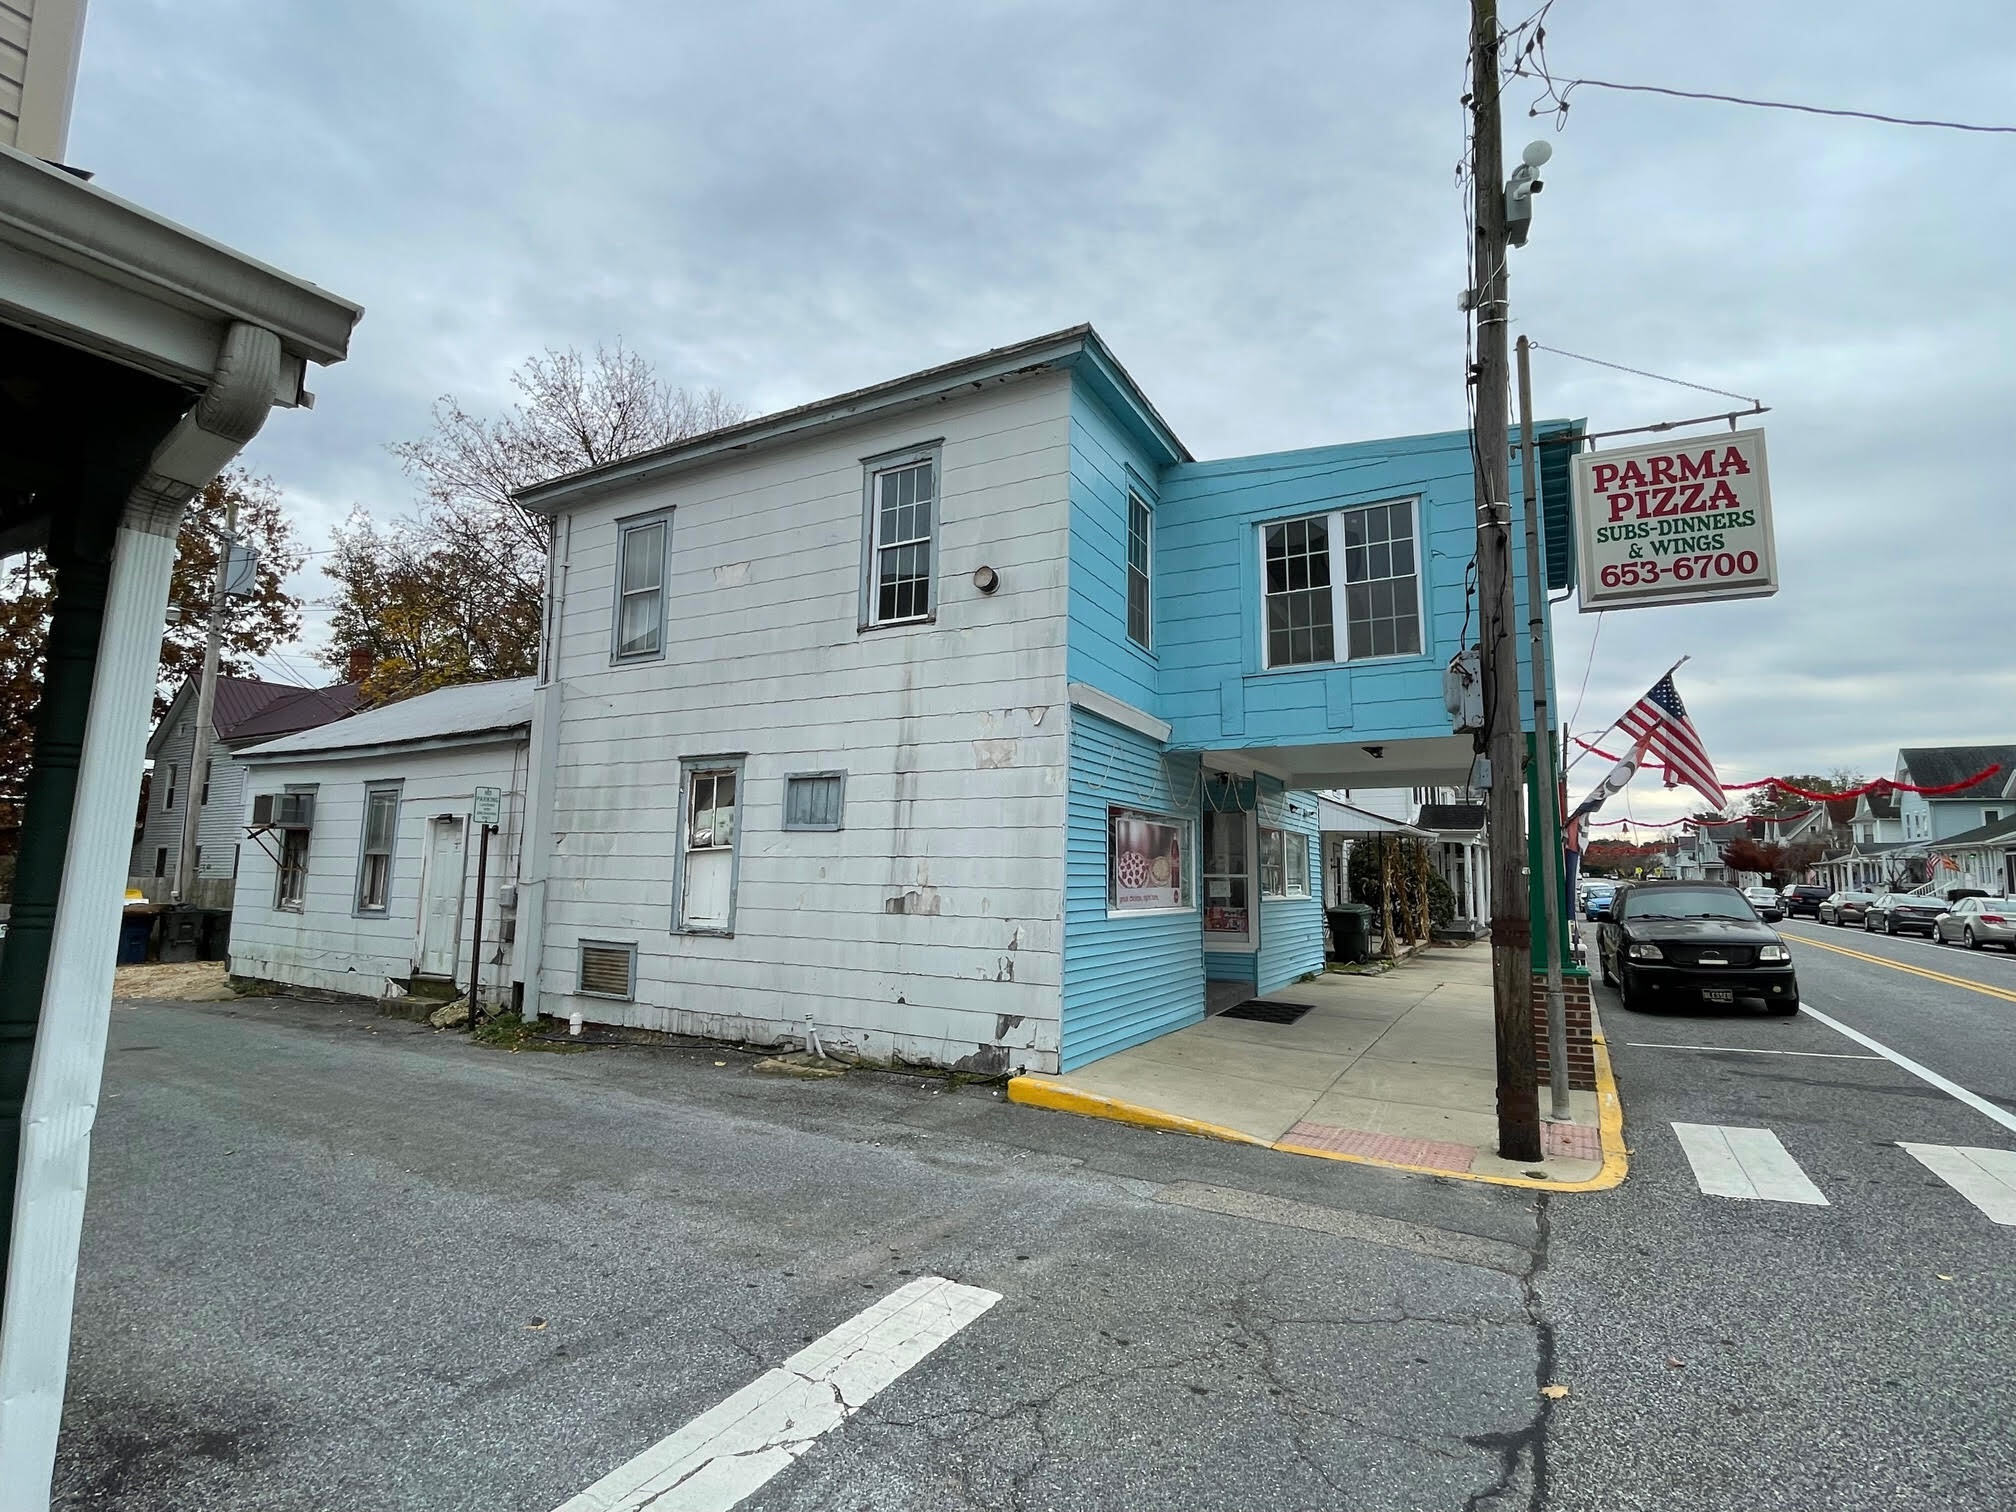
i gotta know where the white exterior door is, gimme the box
[419,817,465,977]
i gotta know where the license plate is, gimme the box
[1702,988,1735,1004]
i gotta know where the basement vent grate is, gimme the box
[1219,999,1314,1024]
[577,942,636,1000]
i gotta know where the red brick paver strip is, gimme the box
[1279,1122,1480,1173]
[1542,1121,1602,1160]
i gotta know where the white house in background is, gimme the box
[1928,814,2016,899]
[229,679,532,1004]
[1893,745,2016,841]
[128,673,361,903]
[1849,788,1905,848]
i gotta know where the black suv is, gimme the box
[1597,880,1799,1015]
[1779,884,1832,919]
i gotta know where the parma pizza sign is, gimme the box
[1570,428,1778,612]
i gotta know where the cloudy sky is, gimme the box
[68,1,2014,824]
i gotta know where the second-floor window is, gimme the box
[1126,492,1152,649]
[613,514,670,662]
[1261,499,1422,668]
[163,762,178,811]
[865,453,937,626]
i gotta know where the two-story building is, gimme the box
[1893,745,2016,841]
[503,326,1573,1075]
[129,672,362,905]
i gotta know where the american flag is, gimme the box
[1616,671,1726,811]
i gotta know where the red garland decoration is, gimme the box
[1569,737,2001,802]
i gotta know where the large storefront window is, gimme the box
[1108,808,1192,913]
[1202,809,1250,938]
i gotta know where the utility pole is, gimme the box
[1469,0,1541,1163]
[1518,336,1571,1123]
[176,491,236,905]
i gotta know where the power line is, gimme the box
[1511,65,2016,136]
[1526,344,1761,407]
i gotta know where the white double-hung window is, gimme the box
[354,781,401,914]
[1261,498,1423,668]
[613,512,670,661]
[677,759,744,934]
[862,446,940,627]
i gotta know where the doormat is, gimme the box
[1219,999,1314,1024]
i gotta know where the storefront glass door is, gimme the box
[1202,808,1254,948]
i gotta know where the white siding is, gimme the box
[230,740,527,1003]
[128,710,254,893]
[530,371,1073,1072]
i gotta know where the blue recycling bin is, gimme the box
[117,911,154,965]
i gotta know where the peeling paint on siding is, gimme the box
[973,739,1018,769]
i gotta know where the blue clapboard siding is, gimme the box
[1062,709,1204,1070]
[1154,428,1561,753]
[1256,781,1326,993]
[1067,384,1163,715]
[1205,950,1256,983]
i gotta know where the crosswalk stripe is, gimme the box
[1899,1143,2016,1226]
[1671,1122,1829,1205]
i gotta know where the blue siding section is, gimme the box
[1257,781,1326,993]
[1154,429,1557,754]
[1062,710,1204,1070]
[1067,386,1162,715]
[1205,950,1257,983]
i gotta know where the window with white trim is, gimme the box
[276,830,309,911]
[355,782,401,913]
[1126,491,1152,649]
[865,454,936,625]
[613,514,669,660]
[1284,833,1310,897]
[678,764,742,932]
[1261,498,1422,667]
[163,762,178,811]
[784,772,845,831]
[1259,827,1286,898]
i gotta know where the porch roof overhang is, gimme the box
[1194,734,1478,792]
[1316,798,1434,839]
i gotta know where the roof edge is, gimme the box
[236,723,530,763]
[514,325,1140,513]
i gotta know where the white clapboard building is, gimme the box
[228,679,532,1004]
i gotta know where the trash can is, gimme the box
[117,911,154,966]
[1327,903,1373,964]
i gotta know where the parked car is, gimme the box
[1583,883,1617,921]
[1742,886,1784,921]
[1596,879,1798,1015]
[1818,890,1879,927]
[1778,884,1832,919]
[1863,892,1949,937]
[1932,896,2016,951]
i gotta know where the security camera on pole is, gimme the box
[1467,0,1556,1163]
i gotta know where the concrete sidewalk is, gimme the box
[1012,944,1623,1189]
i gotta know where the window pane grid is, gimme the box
[1126,493,1152,649]
[785,773,844,830]
[872,460,934,623]
[1342,502,1421,660]
[615,519,667,658]
[1263,519,1334,667]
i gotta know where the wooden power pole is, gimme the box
[1469,0,1541,1162]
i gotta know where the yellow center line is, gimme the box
[1786,932,2016,1005]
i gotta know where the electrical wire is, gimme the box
[1511,66,2016,136]
[1527,344,1761,407]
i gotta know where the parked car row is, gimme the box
[1798,888,2011,948]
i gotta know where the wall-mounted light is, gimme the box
[972,565,1000,595]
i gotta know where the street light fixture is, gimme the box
[1505,139,1552,247]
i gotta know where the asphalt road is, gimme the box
[57,994,1553,1512]
[1543,917,2016,1511]
[54,938,2016,1512]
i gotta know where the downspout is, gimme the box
[0,322,283,1512]
[512,513,568,1021]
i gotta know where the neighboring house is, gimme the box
[1848,788,1904,847]
[128,674,362,903]
[1415,800,1488,932]
[1681,819,1749,882]
[1892,745,2016,841]
[1927,814,2016,899]
[504,325,1576,1075]
[229,679,533,1003]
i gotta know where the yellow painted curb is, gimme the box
[1787,932,2016,1004]
[1005,1076,1272,1146]
[1005,1028,1630,1194]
